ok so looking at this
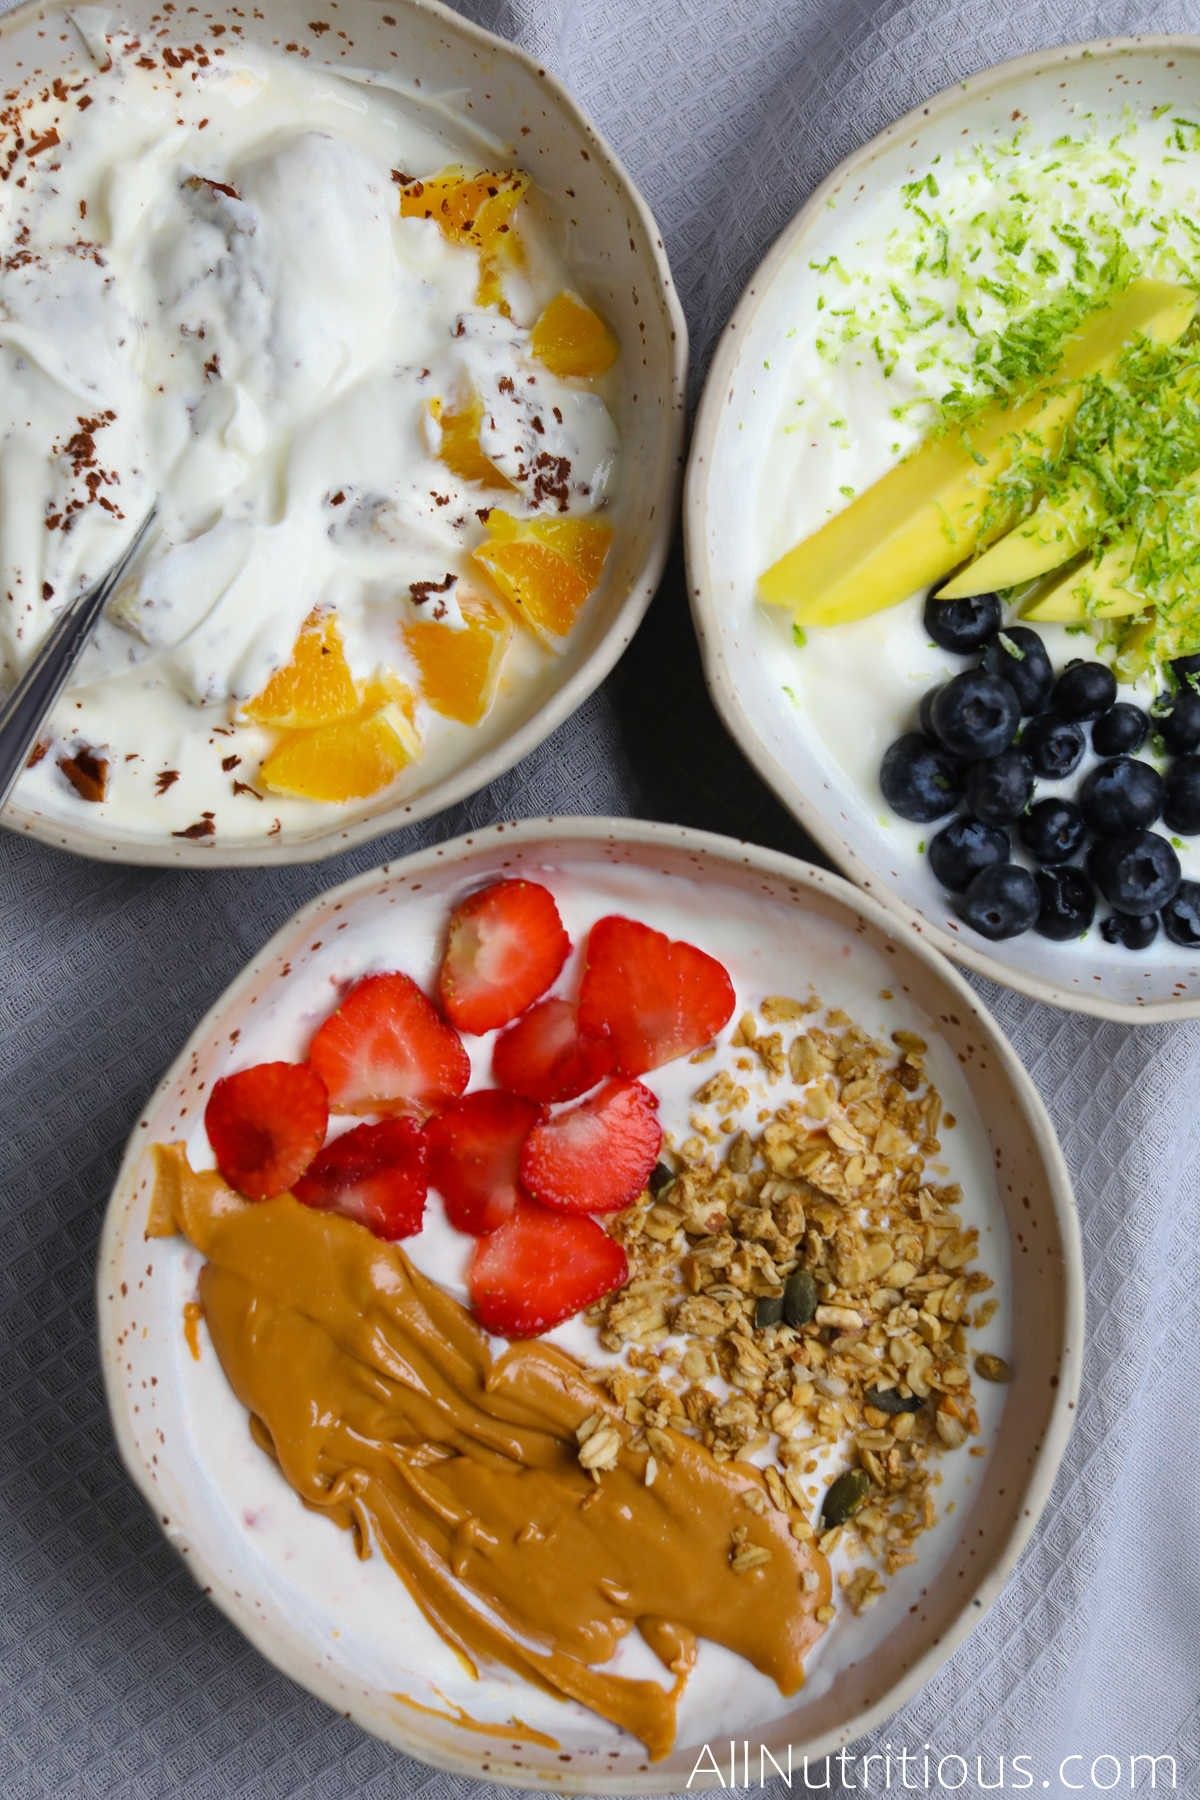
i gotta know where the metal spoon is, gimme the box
[0,505,157,812]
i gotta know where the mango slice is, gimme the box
[1022,465,1200,626]
[759,280,1197,627]
[531,291,619,379]
[403,588,513,726]
[938,467,1100,596]
[243,612,359,730]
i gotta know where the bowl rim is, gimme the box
[0,0,688,869]
[97,813,1084,1793]
[684,33,1200,1024]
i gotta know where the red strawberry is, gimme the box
[424,1089,543,1235]
[293,1118,427,1240]
[205,1060,329,1202]
[519,1078,661,1215]
[468,1197,628,1337]
[491,996,615,1103]
[308,972,470,1117]
[438,879,570,1035]
[578,915,735,1075]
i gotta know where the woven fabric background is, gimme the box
[2,0,1199,1794]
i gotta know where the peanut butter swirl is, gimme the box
[148,1144,830,1758]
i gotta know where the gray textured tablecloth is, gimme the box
[3,1,1200,1795]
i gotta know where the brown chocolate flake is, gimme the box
[172,813,215,839]
[409,571,457,606]
[231,779,262,800]
[25,739,49,769]
[58,746,108,802]
[220,753,241,772]
[154,768,180,795]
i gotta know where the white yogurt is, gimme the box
[1,24,617,842]
[153,862,1010,1758]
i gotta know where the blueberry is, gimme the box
[962,749,1034,825]
[923,588,1001,654]
[957,862,1040,940]
[1018,797,1087,865]
[1169,653,1200,686]
[1034,866,1095,941]
[980,626,1054,714]
[918,685,942,736]
[1153,686,1200,753]
[1021,713,1086,780]
[929,670,1020,759]
[1101,910,1159,950]
[1078,756,1164,835]
[1161,879,1200,946]
[879,733,963,823]
[1051,658,1117,721]
[1091,702,1148,757]
[1164,754,1200,834]
[927,817,1009,893]
[1091,830,1181,914]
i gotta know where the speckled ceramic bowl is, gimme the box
[686,38,1200,1020]
[99,817,1082,1792]
[0,0,686,866]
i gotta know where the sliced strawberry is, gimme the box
[519,1078,661,1215]
[205,1060,328,1202]
[293,1118,427,1240]
[424,1089,543,1235]
[438,879,570,1035]
[491,996,615,1103]
[468,1196,628,1337]
[577,915,736,1075]
[308,971,470,1117]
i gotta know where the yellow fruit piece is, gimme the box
[1020,553,1146,623]
[398,166,528,258]
[758,280,1197,626]
[938,467,1101,597]
[260,680,420,803]
[530,290,619,378]
[243,612,359,730]
[472,510,613,643]
[404,588,514,726]
[430,394,514,489]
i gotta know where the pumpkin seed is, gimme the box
[974,1352,1012,1384]
[648,1161,675,1197]
[822,1467,871,1527]
[754,1295,785,1329]
[783,1267,818,1326]
[864,1385,924,1415]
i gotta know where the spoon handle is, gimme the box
[0,507,157,814]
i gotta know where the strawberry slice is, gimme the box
[205,1060,329,1202]
[308,971,470,1117]
[491,996,615,1103]
[293,1118,427,1240]
[468,1197,628,1337]
[519,1078,661,1215]
[577,915,735,1075]
[438,879,570,1035]
[424,1089,543,1235]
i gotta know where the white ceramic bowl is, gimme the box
[99,817,1082,1792]
[686,38,1200,1021]
[0,0,686,867]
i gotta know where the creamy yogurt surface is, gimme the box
[1,14,618,842]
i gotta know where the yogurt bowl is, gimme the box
[99,817,1081,1792]
[687,39,1200,1019]
[0,0,685,866]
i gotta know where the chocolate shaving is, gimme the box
[154,768,180,795]
[221,753,241,772]
[409,572,457,606]
[58,747,108,803]
[172,813,215,839]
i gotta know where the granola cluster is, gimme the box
[583,996,1006,1615]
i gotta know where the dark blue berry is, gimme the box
[1051,659,1117,721]
[980,627,1054,714]
[918,685,942,736]
[1091,703,1148,757]
[1101,911,1159,950]
[1161,880,1200,946]
[1164,754,1200,835]
[1091,830,1181,914]
[927,817,1009,893]
[963,750,1034,825]
[957,862,1040,940]
[1169,653,1200,686]
[1034,866,1095,941]
[929,670,1020,759]
[1153,686,1200,753]
[879,733,963,823]
[1021,713,1086,780]
[923,589,1001,654]
[1078,757,1164,835]
[1018,797,1087,865]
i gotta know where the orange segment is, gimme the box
[243,612,359,729]
[398,166,528,257]
[430,394,514,489]
[403,589,514,726]
[260,679,420,803]
[471,510,613,645]
[530,290,618,378]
